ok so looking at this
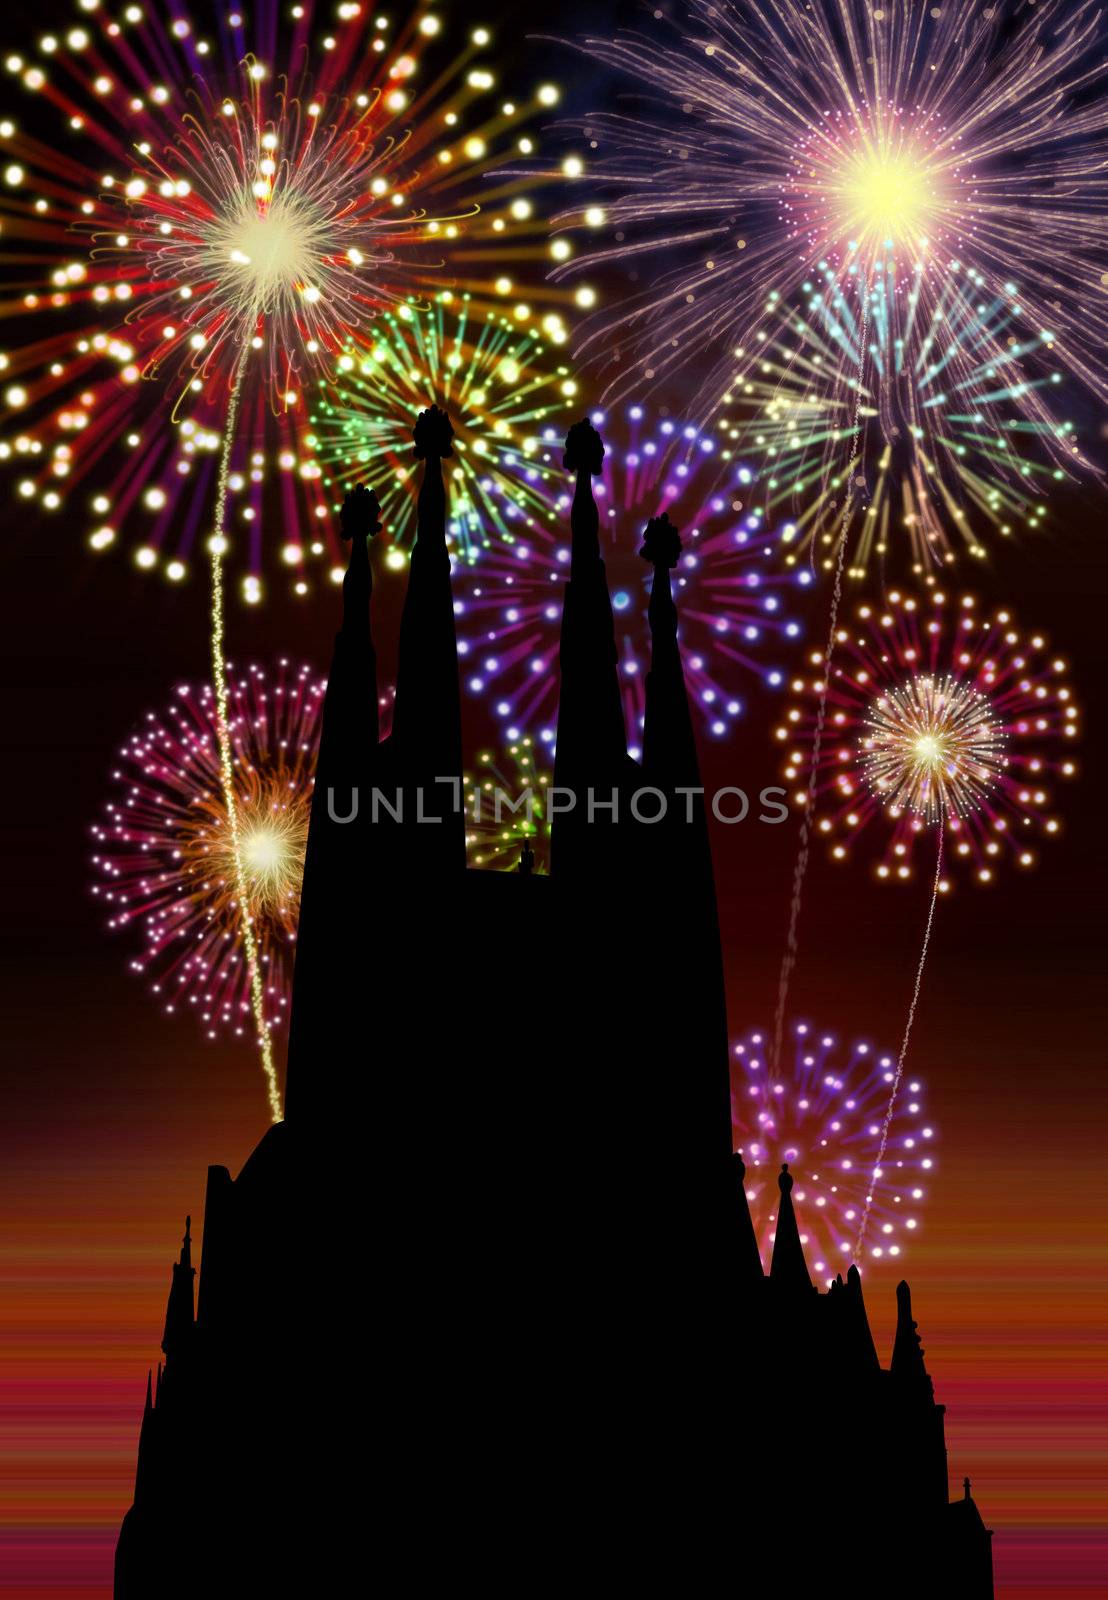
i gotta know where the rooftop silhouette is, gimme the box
[114,410,994,1599]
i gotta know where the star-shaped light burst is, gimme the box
[0,1,569,599]
[775,589,1079,887]
[861,674,1006,827]
[90,660,324,1055]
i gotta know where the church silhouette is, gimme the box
[114,410,995,1597]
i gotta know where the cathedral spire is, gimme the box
[640,513,698,787]
[131,1371,156,1506]
[634,509,732,1184]
[391,405,465,869]
[160,1217,195,1361]
[285,487,382,1120]
[336,484,381,745]
[567,416,603,573]
[891,1279,935,1399]
[769,1165,812,1291]
[551,419,629,876]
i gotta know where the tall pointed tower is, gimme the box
[769,1163,813,1290]
[638,511,733,1198]
[389,404,466,871]
[285,484,381,1120]
[550,418,637,873]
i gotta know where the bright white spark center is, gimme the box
[861,674,1006,824]
[221,800,307,918]
[242,824,287,874]
[209,190,324,313]
[833,143,938,248]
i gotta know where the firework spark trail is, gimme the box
[771,290,870,1075]
[854,815,944,1261]
[209,346,282,1122]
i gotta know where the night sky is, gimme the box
[1,2,1106,1596]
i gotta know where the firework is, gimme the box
[308,292,575,564]
[861,674,1005,827]
[717,274,1082,581]
[775,589,1079,886]
[465,732,552,872]
[454,405,806,749]
[547,0,1106,561]
[0,0,567,599]
[732,1021,936,1280]
[90,660,325,1053]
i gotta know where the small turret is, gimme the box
[160,1218,195,1363]
[769,1165,812,1291]
[945,1472,995,1593]
[891,1279,935,1400]
[826,1262,881,1375]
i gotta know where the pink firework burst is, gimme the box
[732,1021,937,1281]
[90,658,331,1042]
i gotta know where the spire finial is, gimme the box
[964,1476,972,1500]
[413,404,455,462]
[339,485,382,544]
[337,486,381,631]
[563,417,604,477]
[640,513,682,650]
[563,418,605,571]
[639,512,682,570]
[162,1218,197,1359]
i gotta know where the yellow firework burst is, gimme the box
[860,675,1006,826]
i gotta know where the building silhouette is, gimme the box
[114,412,994,1597]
